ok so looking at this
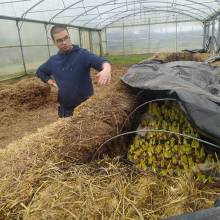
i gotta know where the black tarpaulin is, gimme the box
[121,61,220,148]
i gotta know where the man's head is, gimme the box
[50,25,73,53]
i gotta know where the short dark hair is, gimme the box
[50,25,68,41]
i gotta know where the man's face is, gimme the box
[53,29,73,53]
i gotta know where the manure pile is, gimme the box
[0,58,219,219]
[0,78,58,148]
[0,78,51,125]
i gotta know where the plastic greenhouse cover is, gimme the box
[121,61,220,150]
[0,0,220,28]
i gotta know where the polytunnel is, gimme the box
[0,1,220,219]
[0,0,220,79]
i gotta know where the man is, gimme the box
[36,25,111,118]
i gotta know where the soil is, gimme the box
[0,103,58,149]
[0,64,128,149]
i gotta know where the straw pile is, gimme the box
[152,51,220,70]
[0,68,137,218]
[0,78,51,110]
[0,59,219,219]
[0,78,52,127]
[151,51,220,67]
[151,51,215,63]
[18,157,220,219]
[152,51,194,62]
[193,53,211,62]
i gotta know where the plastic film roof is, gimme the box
[1,0,220,29]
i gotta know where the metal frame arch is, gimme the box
[206,9,220,22]
[2,0,217,26]
[19,0,45,29]
[82,1,209,27]
[68,0,114,25]
[0,0,31,4]
[99,8,203,28]
[21,0,45,18]
[68,0,216,26]
[49,0,83,23]
[176,0,216,13]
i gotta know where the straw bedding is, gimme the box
[0,65,138,218]
[0,59,219,219]
[22,157,220,220]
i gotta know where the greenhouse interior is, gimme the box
[1,0,220,79]
[0,0,220,219]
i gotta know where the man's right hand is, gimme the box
[47,79,58,89]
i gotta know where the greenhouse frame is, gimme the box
[1,0,220,80]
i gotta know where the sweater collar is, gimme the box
[58,44,80,55]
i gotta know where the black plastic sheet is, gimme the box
[165,206,220,220]
[121,61,220,149]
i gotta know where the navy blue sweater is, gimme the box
[36,45,107,108]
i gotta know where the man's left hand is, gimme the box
[96,63,111,85]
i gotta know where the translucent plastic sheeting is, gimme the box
[20,22,47,46]
[0,19,20,47]
[0,0,219,28]
[177,22,203,51]
[101,29,107,55]
[106,27,123,55]
[0,47,24,80]
[124,25,150,54]
[0,19,24,80]
[20,22,50,70]
[80,30,90,50]
[106,22,203,55]
[69,28,80,45]
[91,31,100,55]
[23,46,49,70]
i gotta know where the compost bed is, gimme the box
[0,56,220,219]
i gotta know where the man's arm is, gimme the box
[85,50,111,85]
[36,62,57,89]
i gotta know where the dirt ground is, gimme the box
[0,103,57,149]
[0,65,128,149]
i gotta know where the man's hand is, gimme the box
[47,79,58,89]
[96,62,111,85]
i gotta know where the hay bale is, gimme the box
[0,79,137,218]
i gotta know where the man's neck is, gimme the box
[59,45,74,54]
